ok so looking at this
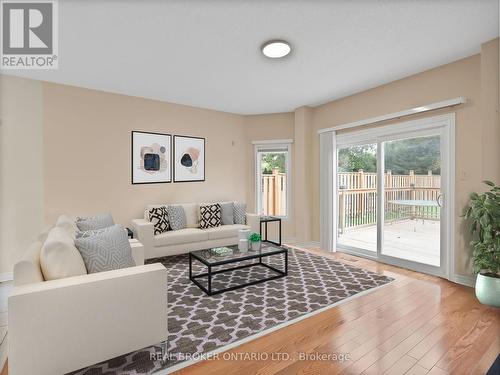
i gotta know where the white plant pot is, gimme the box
[250,241,261,251]
[238,239,248,252]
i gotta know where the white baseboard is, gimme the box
[451,274,476,288]
[0,273,13,283]
[283,239,321,249]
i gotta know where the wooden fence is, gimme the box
[338,170,441,233]
[261,169,287,216]
[260,169,441,228]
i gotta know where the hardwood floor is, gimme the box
[1,248,498,375]
[170,247,499,375]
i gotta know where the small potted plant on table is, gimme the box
[463,180,500,307]
[248,233,262,251]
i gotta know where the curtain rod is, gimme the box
[317,97,466,134]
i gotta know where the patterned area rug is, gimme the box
[71,247,393,375]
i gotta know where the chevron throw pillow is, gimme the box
[148,206,171,235]
[200,203,221,229]
[75,224,135,273]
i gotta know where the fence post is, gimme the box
[339,191,345,234]
[409,170,416,218]
[273,168,281,215]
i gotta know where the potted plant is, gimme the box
[248,233,262,251]
[463,180,500,307]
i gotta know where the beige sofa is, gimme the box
[9,215,168,375]
[132,203,260,259]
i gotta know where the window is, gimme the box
[255,142,291,218]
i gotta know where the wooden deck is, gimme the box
[338,219,440,266]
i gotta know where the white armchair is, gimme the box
[9,241,168,375]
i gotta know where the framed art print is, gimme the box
[131,131,172,184]
[173,135,205,182]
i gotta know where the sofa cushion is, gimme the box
[75,225,135,274]
[199,203,221,229]
[76,213,114,231]
[167,205,187,230]
[40,227,87,281]
[234,202,247,225]
[55,214,78,239]
[204,224,250,240]
[154,228,208,247]
[220,202,234,225]
[148,206,171,234]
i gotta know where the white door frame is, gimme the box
[335,113,455,279]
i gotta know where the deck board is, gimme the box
[339,219,440,266]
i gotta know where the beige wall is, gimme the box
[310,39,499,278]
[42,83,248,227]
[0,75,45,274]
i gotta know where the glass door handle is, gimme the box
[437,194,443,207]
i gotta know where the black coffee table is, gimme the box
[189,244,288,295]
[260,216,282,246]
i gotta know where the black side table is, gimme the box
[259,216,282,246]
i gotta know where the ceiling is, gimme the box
[5,0,499,114]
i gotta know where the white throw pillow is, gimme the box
[181,203,199,228]
[13,241,44,286]
[55,214,78,239]
[40,227,87,281]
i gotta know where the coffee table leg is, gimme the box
[208,265,212,295]
[279,219,282,246]
[189,253,192,280]
[284,251,288,276]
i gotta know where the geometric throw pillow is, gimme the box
[199,203,221,229]
[76,213,114,231]
[219,202,234,225]
[75,227,108,239]
[148,206,170,235]
[74,224,136,274]
[166,205,187,231]
[233,202,247,225]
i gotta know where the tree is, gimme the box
[338,136,441,175]
[385,136,440,174]
[261,152,286,174]
[338,145,376,173]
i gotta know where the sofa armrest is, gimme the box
[130,241,145,266]
[246,213,261,234]
[8,263,168,375]
[131,219,154,259]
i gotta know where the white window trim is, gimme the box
[254,141,292,219]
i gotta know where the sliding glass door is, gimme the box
[335,115,453,277]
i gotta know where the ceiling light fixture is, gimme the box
[261,40,291,59]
